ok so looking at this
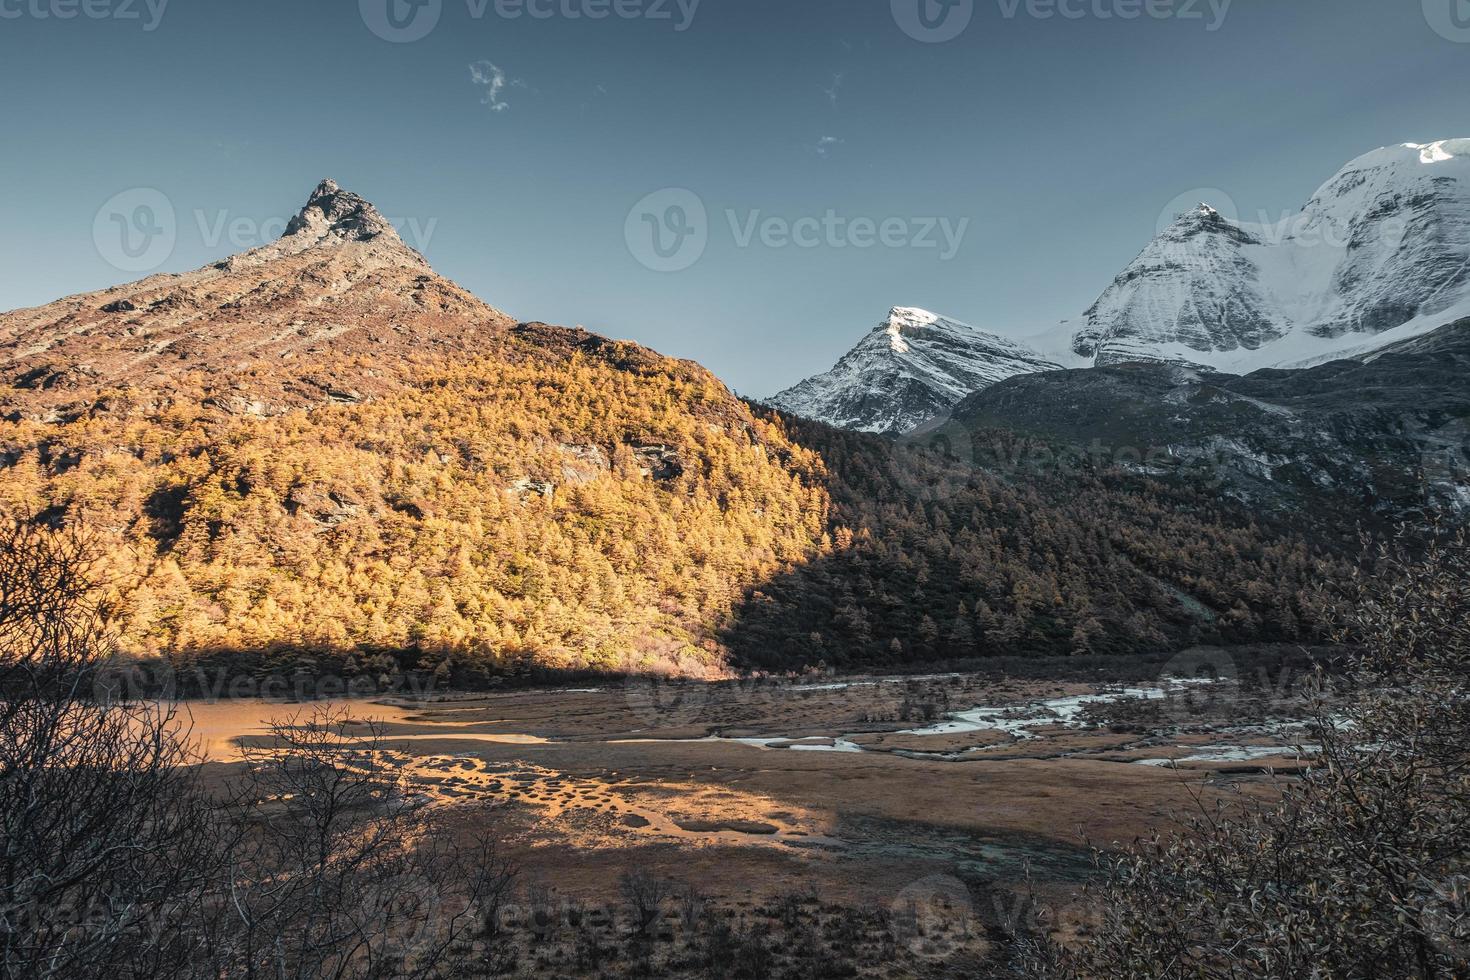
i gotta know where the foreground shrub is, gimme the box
[1019,530,1470,978]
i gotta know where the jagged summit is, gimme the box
[1158,204,1262,246]
[283,178,398,243]
[766,307,1061,433]
[0,180,509,421]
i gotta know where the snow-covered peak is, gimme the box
[1314,139,1470,187]
[1298,139,1470,235]
[773,139,1470,434]
[1075,137,1470,367]
[766,307,1062,433]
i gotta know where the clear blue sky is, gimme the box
[2,0,1468,395]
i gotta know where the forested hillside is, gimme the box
[0,324,829,680]
[0,182,1346,685]
[724,414,1339,670]
[0,352,1340,683]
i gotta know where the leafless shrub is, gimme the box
[0,517,517,980]
[619,870,669,937]
[0,518,229,980]
[1017,529,1470,978]
[676,882,706,933]
[220,707,515,979]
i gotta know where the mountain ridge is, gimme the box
[947,316,1470,524]
[772,139,1470,434]
[0,179,1339,675]
[0,179,512,424]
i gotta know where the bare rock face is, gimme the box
[0,180,515,421]
[282,179,397,242]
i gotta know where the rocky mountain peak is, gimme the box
[766,307,1062,433]
[0,180,509,422]
[1160,203,1261,246]
[283,178,399,244]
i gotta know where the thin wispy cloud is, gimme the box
[822,72,845,108]
[469,60,522,113]
[814,135,844,158]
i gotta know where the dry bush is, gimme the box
[219,708,516,979]
[0,519,226,980]
[619,870,670,938]
[0,517,516,980]
[1017,530,1470,978]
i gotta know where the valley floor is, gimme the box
[184,651,1327,976]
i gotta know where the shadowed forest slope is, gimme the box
[722,414,1339,672]
[0,183,1345,683]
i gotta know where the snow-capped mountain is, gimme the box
[1074,138,1470,370]
[1069,204,1286,366]
[772,140,1470,433]
[766,307,1062,433]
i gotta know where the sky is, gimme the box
[2,0,1469,396]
